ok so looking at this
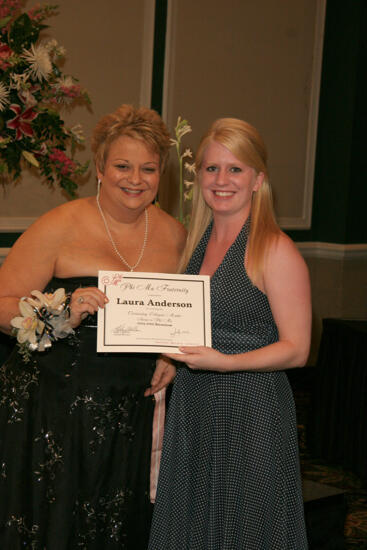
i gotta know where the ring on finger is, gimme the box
[77,296,84,304]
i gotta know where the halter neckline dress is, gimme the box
[149,219,308,549]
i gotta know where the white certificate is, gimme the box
[97,271,211,353]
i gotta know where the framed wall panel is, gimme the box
[161,0,326,229]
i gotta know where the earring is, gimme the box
[97,178,101,197]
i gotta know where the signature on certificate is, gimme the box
[170,328,190,337]
[112,324,139,335]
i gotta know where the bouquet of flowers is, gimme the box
[10,288,74,362]
[0,1,90,197]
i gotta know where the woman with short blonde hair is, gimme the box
[0,104,186,549]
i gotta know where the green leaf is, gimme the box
[0,16,12,29]
[22,150,40,168]
[4,143,21,173]
[32,110,66,142]
[8,13,40,53]
[77,160,89,175]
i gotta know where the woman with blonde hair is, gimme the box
[0,104,186,549]
[149,117,311,549]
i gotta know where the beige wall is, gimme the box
[0,0,154,225]
[1,0,325,230]
[160,0,325,230]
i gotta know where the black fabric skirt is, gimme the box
[0,321,156,549]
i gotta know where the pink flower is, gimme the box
[59,84,82,99]
[0,43,13,69]
[0,0,22,19]
[48,148,76,176]
[53,78,84,104]
[6,104,38,140]
[27,4,46,22]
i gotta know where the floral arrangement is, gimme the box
[10,288,74,362]
[170,116,195,227]
[0,1,90,197]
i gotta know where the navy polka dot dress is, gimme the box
[149,219,308,549]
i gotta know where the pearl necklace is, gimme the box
[96,191,148,271]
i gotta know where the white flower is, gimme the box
[171,117,192,147]
[184,190,193,201]
[22,44,53,81]
[175,117,192,140]
[10,300,44,345]
[46,39,66,58]
[0,82,10,112]
[56,75,74,88]
[11,289,73,356]
[176,123,191,140]
[45,39,58,50]
[184,180,194,187]
[184,161,196,174]
[70,124,85,143]
[27,288,67,313]
[10,73,30,90]
[182,148,192,159]
[18,88,37,108]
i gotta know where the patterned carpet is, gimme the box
[289,368,367,549]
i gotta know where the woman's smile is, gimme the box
[199,140,263,217]
[212,190,235,197]
[97,135,160,213]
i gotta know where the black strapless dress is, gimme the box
[0,277,156,549]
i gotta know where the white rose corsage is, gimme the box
[10,288,74,363]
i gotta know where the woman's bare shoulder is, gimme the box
[151,205,187,245]
[267,230,306,264]
[0,198,96,294]
[32,197,93,228]
[5,198,93,262]
[264,230,309,290]
[17,198,93,244]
